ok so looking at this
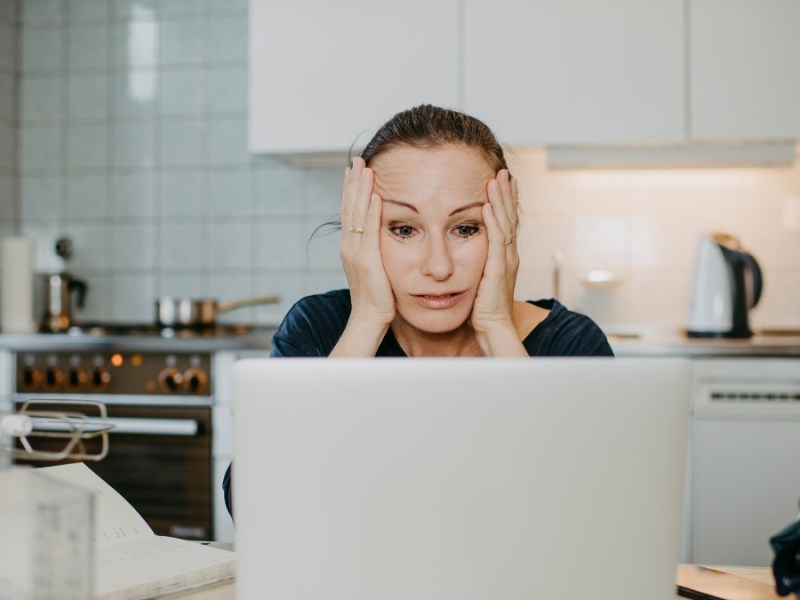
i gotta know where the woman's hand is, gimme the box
[331,157,396,356]
[470,170,526,356]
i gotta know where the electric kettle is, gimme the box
[38,272,88,333]
[686,233,763,338]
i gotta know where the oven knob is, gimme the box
[183,368,208,394]
[18,366,42,392]
[44,366,65,390]
[158,368,184,393]
[91,367,111,392]
[67,366,88,391]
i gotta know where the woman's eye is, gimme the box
[454,224,480,238]
[390,225,416,239]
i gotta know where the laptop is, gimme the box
[232,357,690,600]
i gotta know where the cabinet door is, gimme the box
[249,0,459,154]
[463,0,685,146]
[692,418,800,566]
[690,0,800,140]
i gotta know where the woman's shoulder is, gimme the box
[288,289,352,314]
[270,289,352,357]
[522,298,614,357]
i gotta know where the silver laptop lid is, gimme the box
[233,358,690,600]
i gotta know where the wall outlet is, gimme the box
[782,196,800,232]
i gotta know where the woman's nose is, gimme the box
[421,235,454,281]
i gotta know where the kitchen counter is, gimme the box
[0,327,277,353]
[3,327,796,356]
[609,332,800,357]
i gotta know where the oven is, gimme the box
[11,343,235,542]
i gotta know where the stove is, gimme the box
[4,321,272,543]
[62,322,255,338]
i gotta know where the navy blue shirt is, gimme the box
[270,289,614,358]
[223,289,613,518]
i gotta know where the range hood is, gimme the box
[546,141,797,170]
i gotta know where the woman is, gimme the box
[271,104,612,358]
[223,105,611,517]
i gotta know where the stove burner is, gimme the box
[62,322,254,338]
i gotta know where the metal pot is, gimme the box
[155,295,281,329]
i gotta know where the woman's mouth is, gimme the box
[410,291,466,309]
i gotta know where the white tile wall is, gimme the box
[0,122,14,170]
[0,20,16,71]
[65,173,108,219]
[8,1,800,331]
[112,172,156,218]
[509,151,800,330]
[0,0,16,232]
[67,73,109,121]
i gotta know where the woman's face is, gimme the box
[371,144,495,334]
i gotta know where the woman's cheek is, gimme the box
[454,236,489,276]
[379,235,409,284]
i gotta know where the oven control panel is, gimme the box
[15,351,213,396]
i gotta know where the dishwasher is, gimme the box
[691,357,800,566]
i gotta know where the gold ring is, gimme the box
[349,225,365,234]
[504,237,514,246]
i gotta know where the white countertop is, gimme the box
[609,332,800,357]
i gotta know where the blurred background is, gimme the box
[0,0,798,333]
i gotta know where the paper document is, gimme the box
[35,463,236,600]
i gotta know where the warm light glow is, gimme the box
[111,354,124,367]
[131,354,143,367]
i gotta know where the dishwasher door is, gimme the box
[692,358,800,567]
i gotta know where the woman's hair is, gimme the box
[358,104,509,173]
[309,105,511,249]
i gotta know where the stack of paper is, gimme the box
[34,463,235,600]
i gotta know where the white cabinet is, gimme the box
[249,0,459,154]
[690,358,800,566]
[690,0,800,140]
[463,0,685,146]
[249,0,800,155]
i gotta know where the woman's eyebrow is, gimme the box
[382,199,485,216]
[448,201,485,217]
[382,199,419,213]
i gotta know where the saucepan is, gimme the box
[155,295,281,329]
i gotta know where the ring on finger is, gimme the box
[349,225,365,234]
[504,237,514,246]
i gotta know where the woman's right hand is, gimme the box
[333,157,396,355]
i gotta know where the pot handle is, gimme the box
[216,294,282,313]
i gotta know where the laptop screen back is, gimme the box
[233,357,690,600]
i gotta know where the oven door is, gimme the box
[14,403,214,541]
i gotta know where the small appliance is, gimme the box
[686,232,763,338]
[38,272,88,333]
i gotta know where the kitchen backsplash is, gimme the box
[2,0,799,330]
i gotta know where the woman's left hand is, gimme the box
[470,170,524,354]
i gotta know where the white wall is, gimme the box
[0,0,16,240]
[6,0,800,330]
[509,149,800,331]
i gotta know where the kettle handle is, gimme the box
[69,278,89,310]
[742,253,763,309]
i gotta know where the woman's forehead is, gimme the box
[371,145,495,200]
